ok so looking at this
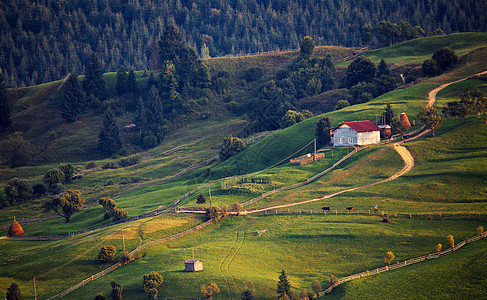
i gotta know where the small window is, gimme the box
[339,137,343,144]
[348,137,353,144]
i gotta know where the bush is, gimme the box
[432,47,458,70]
[5,178,33,205]
[33,183,47,197]
[243,67,263,82]
[98,245,117,263]
[120,251,133,265]
[219,136,246,161]
[206,206,220,221]
[334,99,350,110]
[44,169,65,187]
[85,162,97,169]
[103,162,119,169]
[197,193,207,204]
[49,183,64,195]
[422,59,440,77]
[143,271,163,300]
[119,156,140,167]
[59,163,74,182]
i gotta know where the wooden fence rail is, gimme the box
[318,231,487,297]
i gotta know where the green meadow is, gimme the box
[1,33,487,299]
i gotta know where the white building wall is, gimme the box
[356,131,380,145]
[332,126,358,146]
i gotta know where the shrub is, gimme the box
[206,206,220,221]
[49,183,64,195]
[44,169,65,187]
[329,275,338,287]
[85,162,97,169]
[119,156,140,167]
[432,47,458,70]
[232,203,243,215]
[59,163,74,182]
[111,280,123,300]
[95,292,107,300]
[244,67,263,82]
[197,193,207,204]
[312,279,322,294]
[334,99,350,110]
[120,251,133,265]
[384,251,395,265]
[446,235,455,248]
[33,183,47,197]
[201,282,220,299]
[103,162,119,169]
[5,178,33,205]
[436,243,442,253]
[478,226,484,236]
[98,245,117,263]
[219,136,246,161]
[422,59,440,77]
[143,271,163,300]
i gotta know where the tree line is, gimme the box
[1,0,486,87]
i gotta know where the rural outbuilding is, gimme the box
[185,259,203,272]
[331,120,380,146]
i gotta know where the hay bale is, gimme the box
[400,112,411,129]
[8,219,25,237]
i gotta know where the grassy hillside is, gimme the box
[1,33,487,299]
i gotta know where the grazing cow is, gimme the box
[322,207,331,211]
[346,207,354,212]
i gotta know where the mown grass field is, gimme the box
[1,33,487,299]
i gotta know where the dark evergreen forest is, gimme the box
[1,0,486,87]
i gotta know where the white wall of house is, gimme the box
[357,131,380,145]
[332,124,380,146]
[333,125,357,146]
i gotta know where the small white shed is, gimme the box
[331,121,381,147]
[185,259,203,272]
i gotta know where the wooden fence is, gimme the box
[47,221,213,300]
[318,231,487,297]
[241,148,359,207]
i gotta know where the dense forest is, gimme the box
[1,0,486,87]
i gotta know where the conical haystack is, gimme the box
[400,112,411,129]
[7,217,25,237]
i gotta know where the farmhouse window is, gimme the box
[348,137,353,144]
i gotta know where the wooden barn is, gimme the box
[185,259,203,272]
[331,120,381,146]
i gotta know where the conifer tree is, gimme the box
[146,86,164,126]
[61,73,85,122]
[0,72,11,130]
[116,66,128,95]
[6,282,22,300]
[83,54,107,101]
[98,109,122,156]
[276,269,291,298]
[127,69,137,94]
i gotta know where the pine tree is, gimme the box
[6,282,22,300]
[0,72,11,130]
[61,73,85,122]
[98,109,122,156]
[127,69,137,94]
[377,59,390,76]
[315,116,331,147]
[276,269,291,298]
[382,103,395,125]
[116,66,127,95]
[83,54,107,101]
[146,86,164,127]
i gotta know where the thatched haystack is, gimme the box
[400,112,411,129]
[8,218,25,237]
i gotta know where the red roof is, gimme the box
[341,120,380,132]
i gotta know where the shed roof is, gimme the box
[340,121,380,132]
[185,259,202,264]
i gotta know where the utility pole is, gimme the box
[208,182,212,206]
[121,225,125,251]
[314,138,317,160]
[33,277,37,300]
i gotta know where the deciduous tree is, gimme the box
[42,189,84,222]
[143,272,163,300]
[343,56,376,88]
[446,235,455,248]
[384,251,395,266]
[418,106,442,136]
[5,178,33,205]
[312,279,322,294]
[478,226,484,236]
[315,115,331,147]
[98,245,116,263]
[219,136,246,161]
[392,115,408,141]
[436,243,442,254]
[300,36,315,58]
[201,282,220,299]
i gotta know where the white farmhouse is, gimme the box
[331,120,381,147]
